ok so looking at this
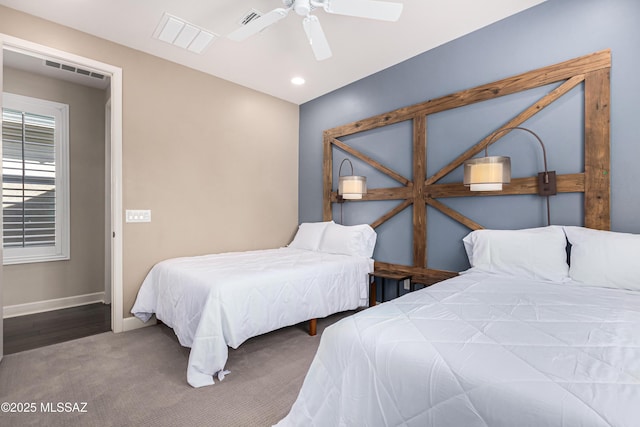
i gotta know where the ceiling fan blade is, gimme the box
[303,15,332,61]
[322,0,403,22]
[227,8,289,41]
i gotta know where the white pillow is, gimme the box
[564,226,640,291]
[318,223,377,258]
[288,221,333,251]
[462,226,569,282]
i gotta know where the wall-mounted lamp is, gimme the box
[338,158,367,201]
[463,156,511,191]
[463,126,557,224]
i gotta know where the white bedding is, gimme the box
[277,271,640,427]
[131,247,373,387]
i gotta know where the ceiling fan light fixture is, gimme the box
[294,0,312,16]
[227,0,403,61]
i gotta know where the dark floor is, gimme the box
[3,303,111,355]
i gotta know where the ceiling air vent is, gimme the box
[239,9,262,26]
[153,13,218,54]
[44,59,105,80]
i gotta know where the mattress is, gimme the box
[131,247,373,387]
[277,271,640,427]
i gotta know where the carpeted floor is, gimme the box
[0,311,354,427]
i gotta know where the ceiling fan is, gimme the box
[227,0,404,61]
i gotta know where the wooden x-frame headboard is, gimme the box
[323,50,611,284]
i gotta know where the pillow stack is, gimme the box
[288,221,377,258]
[288,221,333,252]
[462,225,640,291]
[563,226,640,291]
[462,226,569,282]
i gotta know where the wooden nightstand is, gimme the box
[368,271,412,305]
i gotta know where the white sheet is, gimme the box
[277,271,640,427]
[131,247,372,387]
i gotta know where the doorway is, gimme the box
[0,35,123,360]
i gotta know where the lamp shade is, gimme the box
[463,156,511,191]
[339,175,367,199]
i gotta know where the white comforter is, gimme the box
[277,271,640,427]
[131,247,372,387]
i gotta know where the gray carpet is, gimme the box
[0,311,354,427]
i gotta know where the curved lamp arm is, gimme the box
[338,158,354,177]
[473,125,557,226]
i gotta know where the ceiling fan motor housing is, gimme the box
[288,0,313,16]
[231,0,403,61]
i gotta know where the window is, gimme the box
[2,93,69,265]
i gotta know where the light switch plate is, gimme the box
[126,209,151,223]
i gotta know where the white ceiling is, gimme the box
[0,0,547,105]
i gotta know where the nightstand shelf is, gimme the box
[368,271,412,305]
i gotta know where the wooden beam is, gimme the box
[426,198,485,231]
[322,135,333,221]
[330,137,411,186]
[413,116,427,268]
[584,68,611,230]
[330,186,413,202]
[325,50,610,139]
[426,173,585,198]
[426,74,584,185]
[370,199,413,229]
[321,51,610,290]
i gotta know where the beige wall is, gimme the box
[2,66,106,306]
[0,6,300,317]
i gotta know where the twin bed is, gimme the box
[131,220,376,387]
[277,225,640,426]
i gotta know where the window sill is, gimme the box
[3,253,70,266]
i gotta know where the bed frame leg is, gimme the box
[309,319,317,336]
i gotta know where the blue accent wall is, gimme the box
[299,0,640,274]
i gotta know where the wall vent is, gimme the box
[44,59,105,80]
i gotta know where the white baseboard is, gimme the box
[3,292,106,319]
[122,315,157,332]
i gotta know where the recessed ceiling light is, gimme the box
[153,13,218,54]
[291,77,305,85]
